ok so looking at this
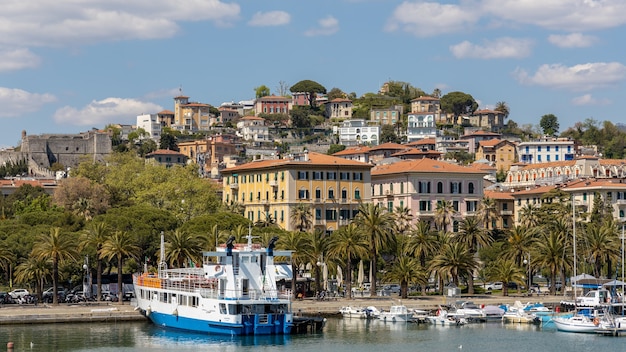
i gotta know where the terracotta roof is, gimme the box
[240,116,265,120]
[515,160,577,170]
[0,179,57,187]
[332,146,371,156]
[406,138,436,146]
[478,139,503,147]
[461,130,501,137]
[329,98,352,103]
[473,109,502,115]
[158,110,174,115]
[372,159,488,176]
[484,190,514,200]
[368,142,407,151]
[223,152,372,173]
[391,148,442,157]
[562,178,626,190]
[174,95,189,99]
[257,95,290,101]
[467,163,497,171]
[183,103,211,107]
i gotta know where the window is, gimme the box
[400,182,404,194]
[466,201,478,212]
[340,209,350,220]
[379,184,383,195]
[503,203,508,210]
[503,218,509,228]
[547,146,551,152]
[387,201,393,212]
[353,172,363,181]
[341,188,347,199]
[468,182,474,194]
[313,171,323,180]
[538,146,542,152]
[298,189,309,199]
[340,172,350,180]
[537,155,542,162]
[556,155,559,161]
[453,201,459,211]
[354,189,361,199]
[249,192,253,201]
[315,188,321,199]
[620,210,624,218]
[547,155,551,161]
[555,146,559,151]
[419,200,431,211]
[315,208,322,220]
[450,182,461,194]
[297,171,308,180]
[325,209,337,220]
[326,172,337,180]
[328,188,335,199]
[583,193,587,201]
[419,181,431,193]
[437,182,443,194]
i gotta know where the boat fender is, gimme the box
[215,265,221,271]
[593,317,599,326]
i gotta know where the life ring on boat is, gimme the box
[593,317,600,326]
[215,265,221,271]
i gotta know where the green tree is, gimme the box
[488,259,525,296]
[477,197,497,231]
[327,87,346,100]
[457,216,492,294]
[80,222,110,301]
[31,227,78,305]
[430,242,478,287]
[385,255,427,299]
[159,130,178,151]
[539,114,560,136]
[494,101,510,118]
[440,91,478,124]
[289,106,313,130]
[101,231,139,304]
[354,203,395,296]
[254,85,271,98]
[165,229,203,268]
[380,124,400,143]
[534,231,568,295]
[289,80,327,107]
[327,144,346,155]
[434,200,455,232]
[278,231,312,298]
[14,256,51,301]
[326,223,369,299]
[290,203,313,232]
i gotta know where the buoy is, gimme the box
[555,306,560,313]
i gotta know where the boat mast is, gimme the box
[572,195,576,301]
[158,231,167,278]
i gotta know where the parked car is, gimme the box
[530,284,541,293]
[383,284,401,295]
[485,282,503,291]
[548,281,563,291]
[8,289,30,299]
[42,287,66,303]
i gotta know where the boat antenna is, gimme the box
[158,231,167,277]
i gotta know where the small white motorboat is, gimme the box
[379,305,414,322]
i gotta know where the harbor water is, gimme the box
[1,317,624,352]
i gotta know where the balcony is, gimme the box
[500,210,513,215]
[617,199,626,205]
[269,180,278,187]
[230,183,239,189]
[314,198,322,203]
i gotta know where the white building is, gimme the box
[406,113,438,142]
[518,137,576,164]
[334,119,380,146]
[236,116,269,144]
[136,114,161,141]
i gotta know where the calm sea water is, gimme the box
[1,318,624,352]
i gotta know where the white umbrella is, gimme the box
[337,266,343,287]
[358,260,364,287]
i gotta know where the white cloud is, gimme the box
[386,2,479,37]
[548,33,597,48]
[450,38,533,59]
[53,98,163,126]
[304,16,339,37]
[514,62,626,91]
[0,0,240,48]
[481,0,626,32]
[0,48,41,72]
[248,11,291,27]
[571,94,610,106]
[0,87,56,118]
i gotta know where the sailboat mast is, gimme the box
[572,195,576,300]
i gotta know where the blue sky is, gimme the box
[1,0,625,148]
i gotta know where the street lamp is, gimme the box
[523,253,530,292]
[83,255,91,300]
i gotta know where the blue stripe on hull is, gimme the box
[148,312,292,335]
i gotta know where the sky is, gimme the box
[1,0,626,148]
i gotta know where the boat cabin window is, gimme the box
[228,304,242,315]
[219,303,227,314]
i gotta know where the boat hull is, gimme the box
[142,309,292,335]
[552,317,598,333]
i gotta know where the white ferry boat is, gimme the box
[133,234,294,335]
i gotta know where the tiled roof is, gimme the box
[240,116,265,120]
[406,138,436,146]
[0,179,57,187]
[368,142,407,151]
[562,178,626,190]
[147,149,186,156]
[515,160,577,170]
[223,152,372,173]
[390,148,442,157]
[372,158,488,176]
[257,95,290,101]
[329,98,352,103]
[461,130,501,137]
[467,163,497,171]
[473,109,502,115]
[511,185,556,196]
[410,96,439,102]
[484,190,514,200]
[332,146,371,156]
[158,110,174,115]
[478,139,502,147]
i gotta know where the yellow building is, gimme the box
[173,95,212,131]
[475,139,517,174]
[221,151,372,233]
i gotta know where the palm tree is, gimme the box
[518,204,540,228]
[290,203,313,232]
[278,232,312,299]
[0,247,14,283]
[430,242,478,287]
[583,222,619,278]
[354,203,395,296]
[14,256,51,301]
[477,197,497,231]
[434,200,455,232]
[80,222,110,301]
[534,231,568,295]
[502,225,536,265]
[100,231,139,304]
[494,101,510,119]
[306,229,328,294]
[31,227,78,305]
[326,223,369,299]
[203,224,229,252]
[457,216,492,294]
[165,229,203,268]
[393,205,413,236]
[488,259,524,296]
[384,256,427,299]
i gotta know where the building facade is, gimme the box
[370,105,403,126]
[173,95,213,132]
[178,135,240,178]
[406,112,437,142]
[325,98,353,120]
[236,116,270,144]
[517,138,577,164]
[371,158,486,229]
[254,95,291,116]
[475,139,517,173]
[221,152,372,232]
[136,114,162,141]
[335,119,379,146]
